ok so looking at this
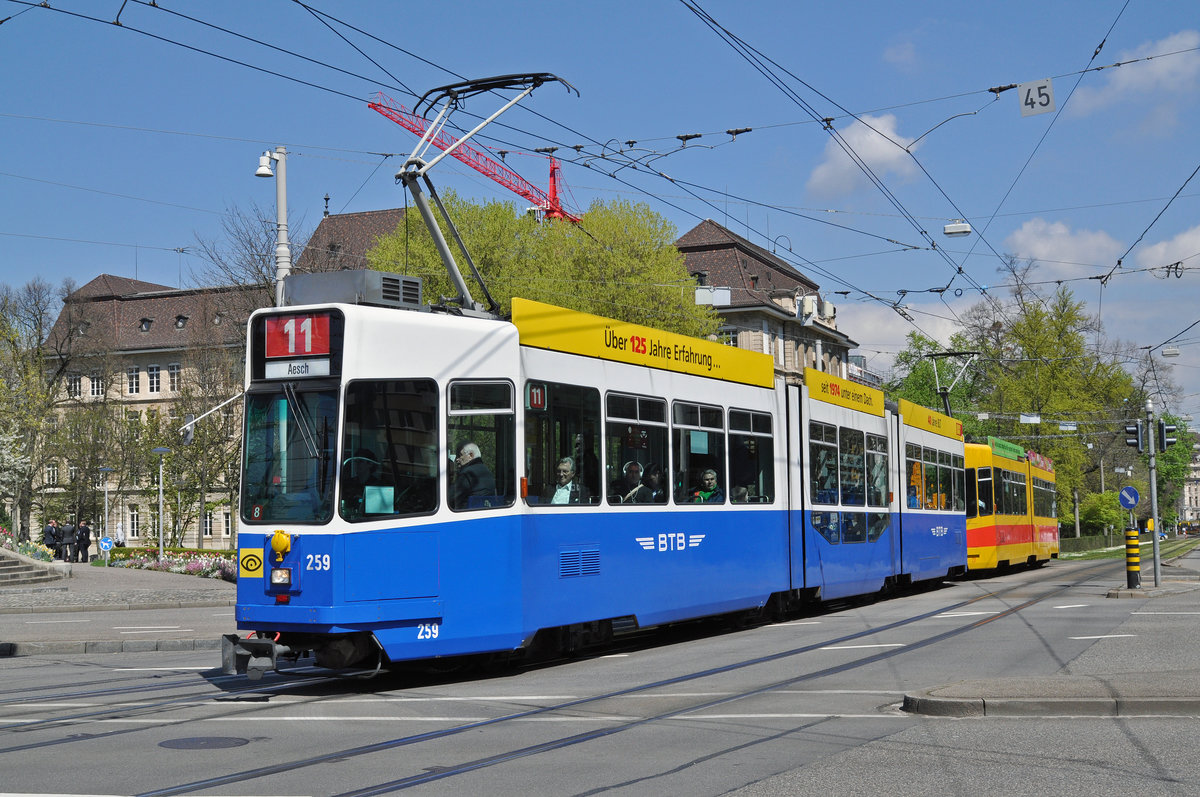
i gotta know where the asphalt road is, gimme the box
[2,556,1199,796]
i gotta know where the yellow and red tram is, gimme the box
[965,437,1058,570]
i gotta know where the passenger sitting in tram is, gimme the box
[642,463,668,503]
[612,460,651,503]
[688,468,725,503]
[451,442,496,509]
[542,456,591,505]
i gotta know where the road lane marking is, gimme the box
[935,611,999,618]
[1070,634,1137,640]
[819,644,904,650]
[1054,604,1089,609]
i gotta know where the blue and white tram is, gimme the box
[223,275,966,678]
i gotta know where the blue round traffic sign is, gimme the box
[1119,486,1140,510]
[98,537,114,551]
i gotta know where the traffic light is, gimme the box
[1125,422,1143,452]
[182,413,195,445]
[1158,420,1177,453]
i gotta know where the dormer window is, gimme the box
[175,315,188,329]
[139,318,153,333]
[213,313,223,326]
[77,321,90,335]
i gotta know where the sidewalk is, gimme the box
[904,547,1200,718]
[0,553,235,657]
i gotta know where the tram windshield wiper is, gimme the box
[282,381,321,463]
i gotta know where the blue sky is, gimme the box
[3,0,1199,421]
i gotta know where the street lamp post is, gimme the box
[152,447,171,560]
[255,146,291,307]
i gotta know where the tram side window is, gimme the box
[341,379,438,521]
[976,466,994,516]
[1033,477,1057,518]
[605,394,668,505]
[905,443,923,509]
[997,468,1027,515]
[447,381,515,512]
[866,434,889,508]
[923,447,941,509]
[673,401,726,504]
[952,454,965,512]
[810,422,839,504]
[938,451,953,512]
[525,381,601,506]
[839,428,866,506]
[729,409,774,504]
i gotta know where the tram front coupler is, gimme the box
[222,633,293,681]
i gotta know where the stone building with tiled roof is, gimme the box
[296,208,406,272]
[41,275,263,551]
[675,219,856,384]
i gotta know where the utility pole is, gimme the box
[1147,399,1162,587]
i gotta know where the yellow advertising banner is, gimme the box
[898,398,964,441]
[805,367,884,417]
[511,298,775,388]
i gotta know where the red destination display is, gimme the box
[264,314,331,359]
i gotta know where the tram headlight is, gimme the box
[270,567,292,587]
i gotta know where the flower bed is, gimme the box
[0,527,55,562]
[105,546,238,582]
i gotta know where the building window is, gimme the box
[139,318,152,332]
[175,315,188,329]
[127,367,140,395]
[129,506,139,538]
[204,511,214,537]
[68,464,79,483]
[223,510,231,537]
[90,372,105,397]
[717,329,738,348]
[148,365,160,393]
[44,462,58,486]
[67,374,82,398]
[168,363,181,392]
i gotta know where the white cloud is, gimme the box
[841,298,965,378]
[806,114,918,198]
[1003,218,1124,281]
[1071,30,1200,115]
[883,41,917,70]
[1135,223,1200,269]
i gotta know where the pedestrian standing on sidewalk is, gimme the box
[42,519,58,554]
[75,520,92,563]
[59,519,75,562]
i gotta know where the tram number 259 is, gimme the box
[416,623,440,640]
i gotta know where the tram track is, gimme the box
[124,560,1117,797]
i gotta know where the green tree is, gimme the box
[367,193,719,337]
[0,278,81,541]
[1078,490,1129,537]
[889,258,1137,526]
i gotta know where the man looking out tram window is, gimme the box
[543,457,590,505]
[451,442,495,509]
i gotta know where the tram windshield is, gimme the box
[241,386,337,524]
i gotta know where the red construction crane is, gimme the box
[369,91,580,223]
